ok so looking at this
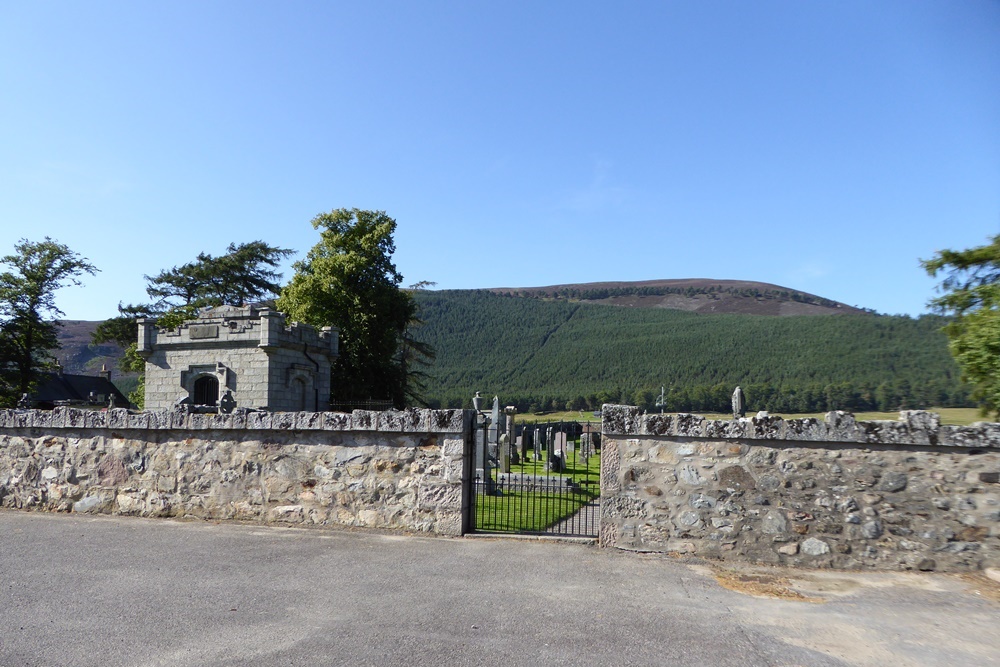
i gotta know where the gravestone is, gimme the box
[499,433,511,473]
[553,431,567,456]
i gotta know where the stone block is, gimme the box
[207,414,232,430]
[377,409,424,432]
[271,412,294,430]
[126,412,151,430]
[245,412,268,430]
[352,410,377,431]
[674,413,704,437]
[85,411,107,429]
[602,404,640,435]
[168,410,189,430]
[322,412,352,430]
[49,407,68,428]
[427,409,465,433]
[704,418,747,439]
[776,417,816,441]
[441,438,465,458]
[641,413,673,436]
[107,409,129,429]
[294,412,323,430]
[751,414,785,439]
[149,410,171,429]
[824,411,865,443]
[417,483,462,510]
[33,411,52,429]
[188,413,209,430]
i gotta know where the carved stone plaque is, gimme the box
[189,325,219,339]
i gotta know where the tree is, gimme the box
[923,234,1000,416]
[277,208,430,408]
[93,241,293,408]
[0,238,97,406]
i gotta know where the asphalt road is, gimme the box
[1,511,997,667]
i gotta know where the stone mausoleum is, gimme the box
[137,306,338,412]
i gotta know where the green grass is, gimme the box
[474,489,597,533]
[516,406,986,426]
[688,406,985,426]
[475,445,600,533]
[505,448,601,479]
[515,410,601,424]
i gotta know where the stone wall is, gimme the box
[600,406,1000,572]
[0,407,471,536]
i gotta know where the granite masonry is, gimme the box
[0,407,471,535]
[600,405,1000,572]
[138,306,339,412]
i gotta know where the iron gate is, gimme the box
[469,420,600,537]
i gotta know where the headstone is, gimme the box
[549,451,565,473]
[732,386,746,418]
[553,431,567,456]
[474,427,486,471]
[499,433,511,473]
[488,396,500,446]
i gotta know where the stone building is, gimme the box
[137,306,338,412]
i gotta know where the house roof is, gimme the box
[31,372,130,407]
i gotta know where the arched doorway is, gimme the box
[193,375,219,406]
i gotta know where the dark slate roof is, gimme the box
[31,372,130,408]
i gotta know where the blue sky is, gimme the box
[1,1,997,320]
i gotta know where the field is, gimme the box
[514,406,986,426]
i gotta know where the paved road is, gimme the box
[1,511,997,667]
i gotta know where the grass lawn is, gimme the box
[516,410,601,424]
[474,445,600,533]
[504,448,600,479]
[474,488,597,533]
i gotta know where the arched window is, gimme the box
[193,375,219,406]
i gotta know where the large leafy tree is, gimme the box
[0,238,97,406]
[923,234,1000,416]
[277,208,430,408]
[93,241,293,407]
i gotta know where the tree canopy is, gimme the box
[277,208,427,408]
[93,240,292,407]
[0,238,97,406]
[924,234,1000,416]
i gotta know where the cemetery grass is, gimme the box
[474,489,597,533]
[475,450,599,533]
[504,449,601,479]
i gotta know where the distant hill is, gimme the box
[487,279,867,316]
[410,289,969,414]
[52,280,969,415]
[51,321,136,395]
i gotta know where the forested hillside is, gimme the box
[411,290,970,413]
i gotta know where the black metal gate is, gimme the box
[470,420,600,537]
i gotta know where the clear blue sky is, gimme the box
[1,1,997,320]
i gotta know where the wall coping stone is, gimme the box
[601,404,1000,449]
[0,407,470,435]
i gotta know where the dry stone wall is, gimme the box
[0,407,471,536]
[601,406,1000,572]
